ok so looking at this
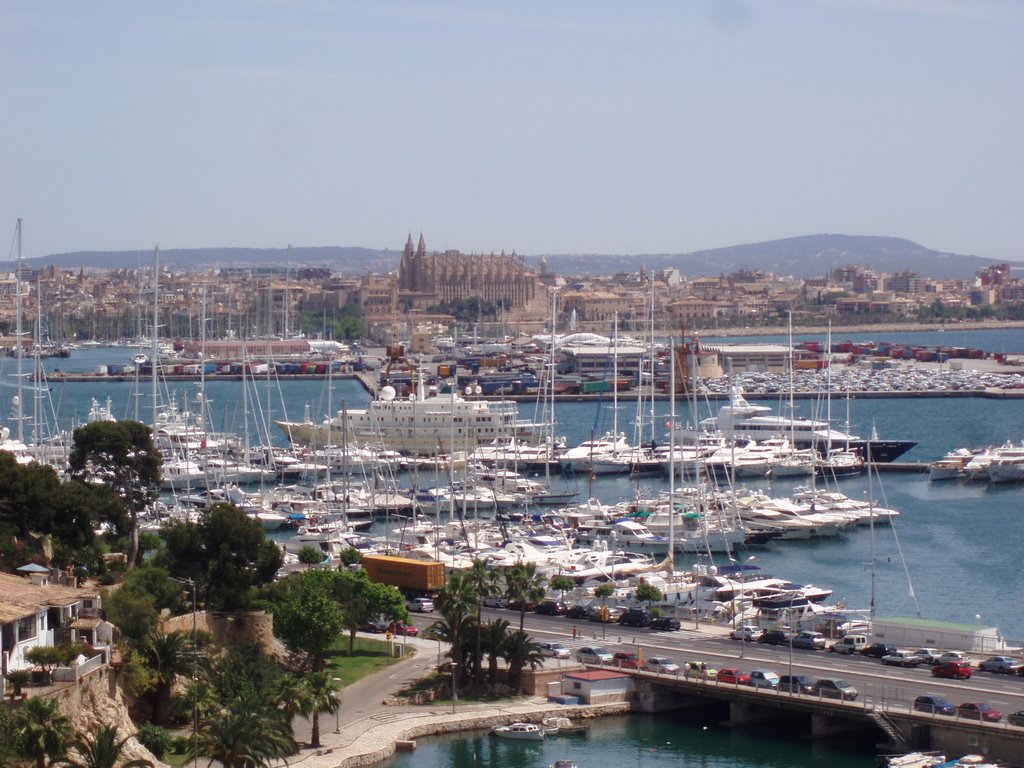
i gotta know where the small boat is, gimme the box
[489,722,545,741]
[542,716,589,736]
[549,761,580,768]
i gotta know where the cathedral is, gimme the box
[398,234,537,309]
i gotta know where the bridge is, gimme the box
[605,667,1024,764]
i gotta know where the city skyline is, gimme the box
[3,1,1022,262]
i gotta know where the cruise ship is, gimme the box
[274,375,535,456]
[683,386,915,463]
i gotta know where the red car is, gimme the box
[613,652,640,669]
[932,660,972,680]
[387,621,418,637]
[717,667,751,685]
[957,702,1001,722]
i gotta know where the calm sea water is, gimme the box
[15,337,1024,767]
[383,713,877,768]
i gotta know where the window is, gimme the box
[17,615,37,640]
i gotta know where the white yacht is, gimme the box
[275,374,530,456]
[985,441,1024,483]
[558,432,631,474]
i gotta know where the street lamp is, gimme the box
[333,677,342,733]
[449,662,457,714]
[733,555,755,659]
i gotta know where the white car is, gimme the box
[406,597,435,613]
[538,641,571,659]
[576,645,613,665]
[730,625,764,642]
[643,656,680,674]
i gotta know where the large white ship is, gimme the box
[274,375,532,456]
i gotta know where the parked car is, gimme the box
[730,625,764,642]
[1008,710,1024,727]
[913,694,956,715]
[649,616,681,631]
[613,651,641,669]
[359,618,388,633]
[859,643,898,658]
[777,674,815,694]
[881,650,923,667]
[812,678,858,701]
[683,660,717,680]
[791,631,827,650]
[618,608,653,627]
[937,651,969,664]
[932,660,973,680]
[977,655,1024,674]
[956,702,1001,722]
[749,669,780,689]
[717,667,751,685]
[913,648,943,665]
[588,605,615,623]
[538,641,571,659]
[828,634,868,654]
[643,656,680,674]
[406,597,435,613]
[535,600,569,616]
[482,595,508,608]
[759,630,793,646]
[387,621,418,637]
[576,646,614,665]
[565,604,590,620]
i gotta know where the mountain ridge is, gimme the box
[6,234,1019,280]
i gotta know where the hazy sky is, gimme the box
[3,1,1022,262]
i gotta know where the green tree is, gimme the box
[11,696,73,768]
[428,571,477,690]
[297,545,325,565]
[333,569,406,655]
[593,583,614,600]
[635,582,663,607]
[505,561,547,632]
[480,618,510,690]
[0,706,14,768]
[272,569,345,672]
[68,420,162,568]
[549,574,576,601]
[189,694,297,768]
[54,725,153,768]
[137,631,193,725]
[297,672,341,749]
[503,630,545,693]
[466,558,500,693]
[159,504,283,612]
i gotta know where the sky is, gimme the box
[2,0,1022,263]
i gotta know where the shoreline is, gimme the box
[690,319,1024,339]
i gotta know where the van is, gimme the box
[828,633,868,654]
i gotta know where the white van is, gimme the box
[829,634,868,654]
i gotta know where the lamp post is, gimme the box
[449,662,457,714]
[333,677,342,733]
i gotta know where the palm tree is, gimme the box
[432,571,477,691]
[503,630,545,693]
[11,696,73,768]
[480,618,510,691]
[139,630,192,724]
[505,561,547,632]
[465,558,501,693]
[190,698,297,768]
[297,672,341,749]
[55,726,153,768]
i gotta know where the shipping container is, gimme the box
[361,555,446,592]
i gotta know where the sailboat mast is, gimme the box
[15,218,24,443]
[151,246,160,432]
[668,338,676,571]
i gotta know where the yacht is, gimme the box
[686,386,915,462]
[928,448,973,481]
[559,432,631,474]
[985,441,1024,483]
[275,374,532,456]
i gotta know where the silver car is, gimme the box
[643,656,680,674]
[576,645,614,665]
[538,641,571,659]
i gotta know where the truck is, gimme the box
[361,554,445,593]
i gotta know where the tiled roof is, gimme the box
[0,572,99,623]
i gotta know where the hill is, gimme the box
[5,234,1017,279]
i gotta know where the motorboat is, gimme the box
[275,372,532,456]
[490,722,545,741]
[685,386,915,462]
[928,448,973,481]
[559,432,632,474]
[985,441,1024,483]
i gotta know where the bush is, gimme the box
[136,723,172,759]
[298,545,324,565]
[170,735,191,755]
